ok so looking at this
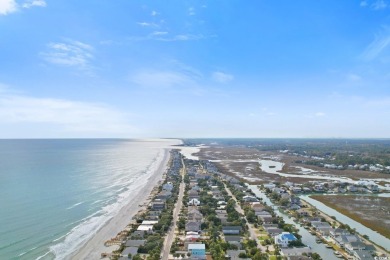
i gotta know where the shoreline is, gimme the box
[68,147,172,260]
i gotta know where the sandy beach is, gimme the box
[69,147,172,260]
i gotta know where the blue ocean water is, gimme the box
[0,139,176,259]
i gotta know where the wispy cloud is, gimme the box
[129,33,206,42]
[315,112,326,117]
[364,96,390,107]
[372,0,388,9]
[188,7,196,16]
[22,0,46,8]
[151,10,158,16]
[361,26,390,60]
[152,33,205,42]
[0,0,17,15]
[0,90,136,136]
[305,112,326,118]
[151,31,168,36]
[346,73,362,82]
[41,39,95,73]
[137,22,159,27]
[0,0,46,15]
[360,0,389,9]
[212,72,234,83]
[130,70,197,88]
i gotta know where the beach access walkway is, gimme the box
[161,157,186,260]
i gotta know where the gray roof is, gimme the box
[311,221,331,228]
[225,250,250,260]
[125,240,146,247]
[122,247,138,257]
[281,247,311,256]
[222,226,242,231]
[354,250,375,260]
[224,235,242,242]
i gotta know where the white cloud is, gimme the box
[361,27,390,60]
[364,96,390,107]
[372,0,388,9]
[137,22,158,27]
[0,91,136,136]
[22,0,46,8]
[212,72,234,83]
[158,34,204,41]
[0,0,17,15]
[360,1,368,7]
[151,31,168,36]
[315,112,326,117]
[347,73,362,81]
[143,33,205,42]
[0,0,46,15]
[130,70,196,88]
[151,10,158,16]
[41,39,94,72]
[188,7,195,16]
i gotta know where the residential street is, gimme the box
[161,159,186,260]
[223,183,267,252]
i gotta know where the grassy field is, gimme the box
[311,195,390,239]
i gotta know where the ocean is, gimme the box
[0,139,179,259]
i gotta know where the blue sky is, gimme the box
[1,0,390,138]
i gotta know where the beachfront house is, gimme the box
[188,243,206,259]
[162,182,174,191]
[151,201,165,211]
[121,247,139,259]
[125,240,146,247]
[155,190,172,200]
[137,224,154,234]
[274,232,297,248]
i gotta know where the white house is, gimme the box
[274,232,297,247]
[188,198,201,206]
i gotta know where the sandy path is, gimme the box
[69,148,171,260]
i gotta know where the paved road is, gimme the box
[223,183,267,252]
[161,158,186,260]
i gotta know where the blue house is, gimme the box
[188,243,206,259]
